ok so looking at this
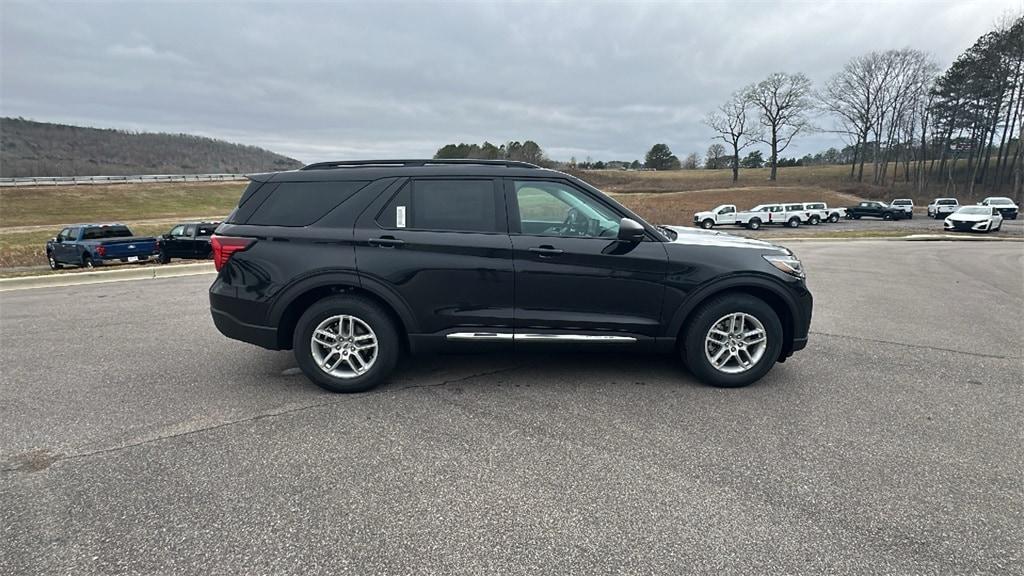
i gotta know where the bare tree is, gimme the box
[705,91,758,181]
[744,73,814,180]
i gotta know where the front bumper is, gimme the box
[944,219,992,232]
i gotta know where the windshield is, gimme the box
[984,197,1013,205]
[937,199,957,205]
[956,206,990,215]
[81,226,133,240]
[892,200,911,205]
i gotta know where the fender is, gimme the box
[267,269,420,335]
[666,272,803,338]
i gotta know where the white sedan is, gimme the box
[944,206,1004,233]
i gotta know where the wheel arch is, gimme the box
[269,272,418,351]
[668,275,800,360]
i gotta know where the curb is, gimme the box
[0,263,216,292]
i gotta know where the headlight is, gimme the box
[763,254,804,278]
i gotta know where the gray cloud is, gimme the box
[1,0,1016,163]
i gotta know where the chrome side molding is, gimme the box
[446,332,636,343]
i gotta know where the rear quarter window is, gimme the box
[245,181,369,227]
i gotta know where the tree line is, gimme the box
[702,15,1022,197]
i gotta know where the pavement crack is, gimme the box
[397,365,524,391]
[810,330,1021,360]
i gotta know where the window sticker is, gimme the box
[396,205,406,228]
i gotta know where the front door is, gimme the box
[716,206,738,225]
[164,225,189,258]
[354,177,514,340]
[507,178,668,337]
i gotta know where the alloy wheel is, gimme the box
[704,312,768,374]
[309,315,379,379]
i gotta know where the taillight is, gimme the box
[96,245,106,257]
[211,235,255,271]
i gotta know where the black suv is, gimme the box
[156,221,220,263]
[210,159,812,393]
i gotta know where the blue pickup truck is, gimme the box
[46,224,159,269]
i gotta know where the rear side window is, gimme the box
[82,226,133,240]
[196,224,217,237]
[378,179,499,233]
[246,181,368,226]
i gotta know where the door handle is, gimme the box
[528,245,563,257]
[368,236,405,248]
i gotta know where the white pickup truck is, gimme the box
[693,203,811,230]
[800,202,846,223]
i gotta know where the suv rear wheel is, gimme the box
[682,293,783,388]
[293,295,399,393]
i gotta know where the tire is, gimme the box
[883,213,893,221]
[47,253,62,270]
[681,293,784,388]
[787,217,800,228]
[701,219,715,230]
[747,218,762,231]
[828,214,840,223]
[157,250,170,264]
[293,295,399,393]
[82,255,95,269]
[809,215,820,225]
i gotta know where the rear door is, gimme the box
[507,178,667,337]
[354,177,514,341]
[164,225,188,257]
[194,223,217,258]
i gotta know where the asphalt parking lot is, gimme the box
[1,240,1021,575]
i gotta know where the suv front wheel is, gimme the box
[682,294,783,388]
[294,295,399,393]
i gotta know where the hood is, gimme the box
[661,225,787,252]
[693,210,714,219]
[948,213,991,222]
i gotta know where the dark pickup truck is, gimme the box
[844,201,907,221]
[46,224,159,269]
[156,221,220,263]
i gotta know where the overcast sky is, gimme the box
[2,0,1019,163]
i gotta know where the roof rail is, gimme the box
[300,159,540,171]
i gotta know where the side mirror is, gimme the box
[163,234,172,240]
[617,218,645,242]
[50,237,60,243]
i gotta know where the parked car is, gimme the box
[890,199,914,218]
[156,221,220,263]
[979,196,1019,220]
[844,201,907,220]
[209,159,812,393]
[944,205,1003,233]
[927,198,959,219]
[800,202,844,224]
[46,224,158,270]
[692,204,777,230]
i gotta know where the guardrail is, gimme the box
[0,173,250,187]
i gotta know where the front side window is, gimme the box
[169,225,186,237]
[718,206,735,214]
[514,180,620,238]
[378,179,499,233]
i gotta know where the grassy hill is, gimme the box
[0,118,302,177]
